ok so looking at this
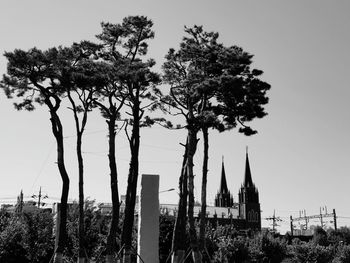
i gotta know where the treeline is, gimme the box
[0,15,270,263]
[1,207,350,263]
[0,201,114,263]
[210,226,350,263]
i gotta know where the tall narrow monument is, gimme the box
[137,174,160,263]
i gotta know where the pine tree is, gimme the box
[162,25,270,263]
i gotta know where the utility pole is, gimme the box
[32,186,48,208]
[293,207,337,231]
[265,210,282,233]
[290,215,294,236]
[304,210,308,229]
[333,209,337,231]
[15,189,24,213]
[320,207,324,228]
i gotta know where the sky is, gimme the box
[0,0,349,233]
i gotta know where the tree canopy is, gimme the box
[1,17,271,263]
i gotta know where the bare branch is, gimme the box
[93,99,110,118]
[170,87,187,110]
[124,120,131,143]
[139,109,145,119]
[140,101,157,111]
[154,121,185,130]
[116,119,127,135]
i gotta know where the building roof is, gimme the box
[219,156,229,194]
[159,203,239,218]
[243,151,254,188]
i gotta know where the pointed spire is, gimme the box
[243,148,254,187]
[220,156,229,194]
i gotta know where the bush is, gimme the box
[0,217,29,263]
[332,245,350,263]
[159,214,175,263]
[313,226,328,246]
[328,227,350,246]
[0,211,54,263]
[65,200,108,261]
[23,211,55,262]
[247,232,288,262]
[288,242,334,263]
[213,236,249,263]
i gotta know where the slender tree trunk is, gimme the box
[199,127,208,257]
[187,128,202,263]
[77,132,86,263]
[122,105,140,263]
[67,92,88,263]
[106,116,120,263]
[171,140,188,263]
[50,111,70,263]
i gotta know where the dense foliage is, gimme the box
[0,210,54,263]
[1,207,350,262]
[210,226,350,263]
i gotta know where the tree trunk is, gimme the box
[77,132,86,263]
[106,116,120,263]
[121,105,140,263]
[50,111,70,263]
[199,127,209,254]
[53,252,63,263]
[171,140,188,263]
[66,89,89,263]
[186,128,202,263]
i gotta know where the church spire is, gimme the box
[243,148,254,187]
[220,156,229,193]
[215,156,233,207]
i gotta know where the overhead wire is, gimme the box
[30,142,55,193]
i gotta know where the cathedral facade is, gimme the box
[213,151,261,230]
[158,151,262,231]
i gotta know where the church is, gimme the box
[212,151,261,230]
[159,151,262,231]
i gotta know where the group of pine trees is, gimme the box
[1,16,270,263]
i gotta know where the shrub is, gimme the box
[332,245,350,263]
[159,214,175,263]
[23,211,55,262]
[313,226,329,246]
[288,242,334,263]
[213,236,249,263]
[248,232,288,263]
[0,217,29,263]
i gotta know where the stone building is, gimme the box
[213,151,261,230]
[159,151,262,231]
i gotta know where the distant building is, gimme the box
[1,200,50,213]
[161,151,261,231]
[98,195,139,215]
[97,151,262,231]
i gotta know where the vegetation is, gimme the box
[0,15,273,263]
[1,207,350,263]
[161,25,270,262]
[1,46,73,262]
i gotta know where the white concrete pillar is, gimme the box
[137,174,159,263]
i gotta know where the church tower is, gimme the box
[238,150,261,230]
[215,157,234,207]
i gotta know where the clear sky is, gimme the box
[1,0,349,233]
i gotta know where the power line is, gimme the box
[290,207,338,234]
[30,142,55,193]
[265,210,282,232]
